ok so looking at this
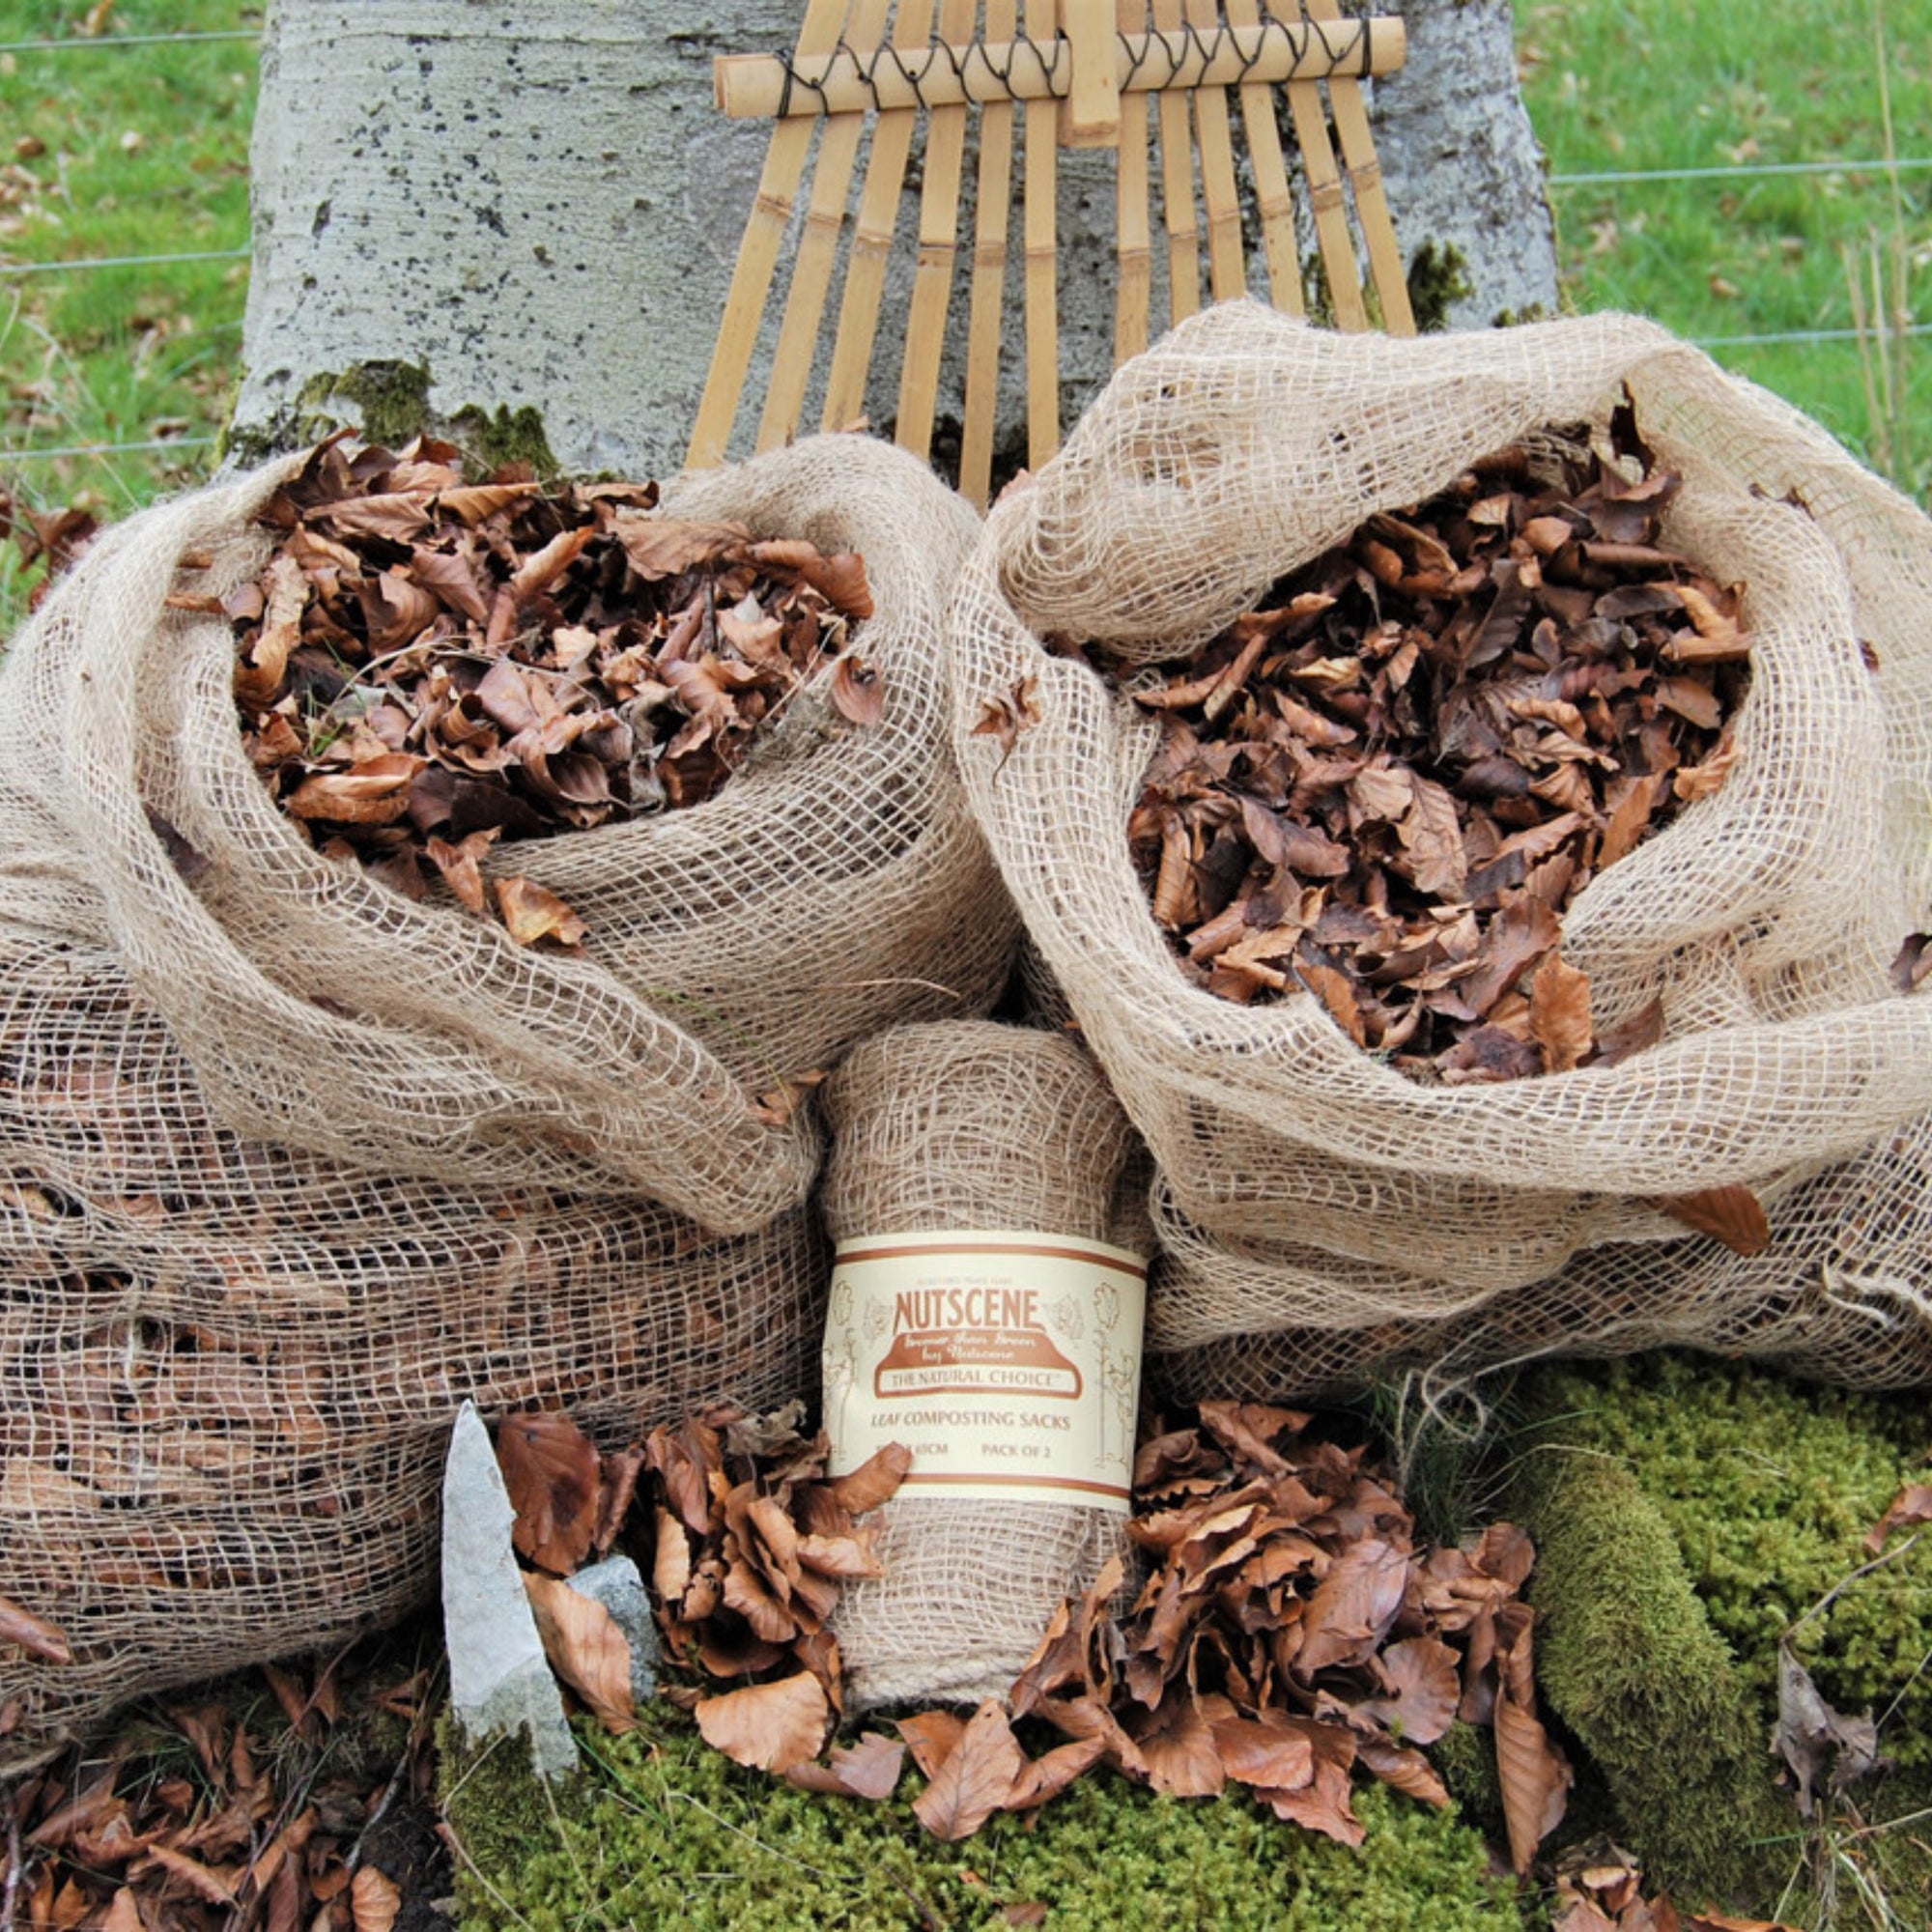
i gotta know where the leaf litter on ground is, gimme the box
[488,1399,1572,1872]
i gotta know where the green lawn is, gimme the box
[1517,0,1932,501]
[0,0,255,614]
[0,0,1924,632]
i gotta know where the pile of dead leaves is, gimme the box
[1550,1845,1801,1932]
[7,1646,438,1932]
[494,1403,908,1756]
[1112,400,1751,1084]
[199,435,875,949]
[493,1401,1571,1870]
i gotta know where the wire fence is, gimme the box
[0,20,1922,467]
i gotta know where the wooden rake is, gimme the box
[689,0,1415,505]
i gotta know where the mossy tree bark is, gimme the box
[231,0,1556,480]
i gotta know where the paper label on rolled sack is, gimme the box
[822,1230,1147,1513]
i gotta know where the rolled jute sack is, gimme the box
[0,434,1016,1236]
[819,1022,1149,1710]
[951,302,1932,1384]
[0,932,828,1768]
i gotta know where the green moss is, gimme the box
[1510,1443,1789,1905]
[444,402,560,478]
[218,361,558,478]
[1510,1355,1932,1919]
[1406,241,1475,333]
[441,1707,1527,1932]
[309,359,435,447]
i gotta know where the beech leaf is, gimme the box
[496,1409,601,1575]
[783,1731,905,1800]
[1655,1184,1771,1256]
[524,1573,636,1732]
[827,1442,912,1516]
[696,1670,830,1774]
[911,1700,1027,1841]
[0,1588,71,1663]
[495,876,588,949]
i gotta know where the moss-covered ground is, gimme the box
[441,1709,1528,1932]
[1508,1353,1932,1924]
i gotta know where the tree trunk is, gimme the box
[231,0,1557,483]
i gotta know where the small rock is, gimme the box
[441,1400,578,1781]
[567,1556,659,1707]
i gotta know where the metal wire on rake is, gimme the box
[689,0,1415,505]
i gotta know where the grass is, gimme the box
[0,0,256,615]
[1516,0,1932,502]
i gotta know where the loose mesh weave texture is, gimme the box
[949,302,1932,1383]
[0,433,1015,1236]
[0,932,829,1769]
[819,1021,1149,1712]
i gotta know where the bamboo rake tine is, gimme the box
[755,0,895,451]
[1270,0,1366,329]
[823,0,938,433]
[895,0,981,460]
[1183,0,1245,300]
[1113,0,1153,363]
[1150,0,1200,325]
[1023,0,1061,469]
[959,0,1018,507]
[689,0,853,467]
[1302,0,1413,331]
[1224,0,1302,315]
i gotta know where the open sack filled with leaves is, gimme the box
[0,431,1013,1236]
[951,303,1932,1387]
[0,928,828,1766]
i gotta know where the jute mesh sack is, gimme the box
[0,930,828,1767]
[951,303,1932,1375]
[1149,1109,1932,1402]
[819,1021,1148,1710]
[0,433,1014,1236]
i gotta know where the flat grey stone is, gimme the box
[568,1555,659,1708]
[441,1400,579,1781]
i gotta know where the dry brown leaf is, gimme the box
[1006,1733,1109,1811]
[100,1891,142,1932]
[1133,1695,1227,1798]
[912,1699,1027,1841]
[1529,952,1594,1074]
[827,1442,912,1516]
[1654,1184,1771,1257]
[425,828,498,915]
[895,1709,968,1780]
[830,654,884,725]
[1865,1482,1932,1556]
[0,1589,71,1663]
[137,1844,239,1906]
[783,1731,906,1800]
[1494,1605,1571,1874]
[614,515,751,581]
[1293,1539,1410,1676]
[495,876,588,949]
[695,1671,830,1774]
[496,1409,602,1575]
[283,755,422,826]
[971,676,1043,768]
[524,1573,636,1733]
[350,1866,403,1932]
